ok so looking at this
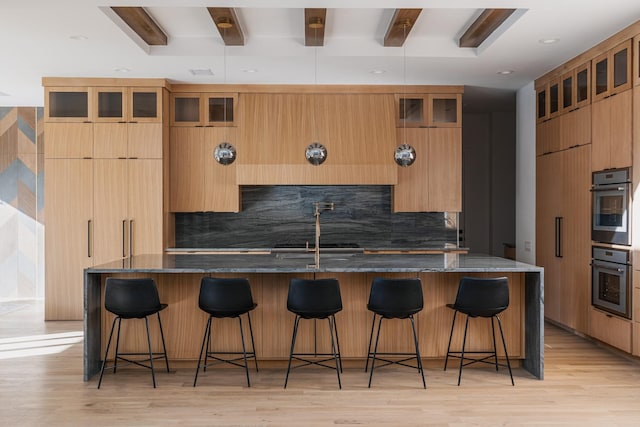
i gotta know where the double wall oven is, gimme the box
[591,168,631,245]
[590,168,632,319]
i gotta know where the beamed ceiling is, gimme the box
[1,1,640,107]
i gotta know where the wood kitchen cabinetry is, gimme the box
[396,93,462,128]
[536,144,591,333]
[592,40,632,102]
[591,88,632,171]
[43,79,169,320]
[393,127,462,212]
[170,127,240,212]
[236,92,397,185]
[635,35,640,86]
[44,159,93,320]
[170,93,237,126]
[93,159,163,266]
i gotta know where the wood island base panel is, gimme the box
[83,253,543,381]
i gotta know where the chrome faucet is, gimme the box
[307,202,335,269]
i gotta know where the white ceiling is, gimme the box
[2,0,640,106]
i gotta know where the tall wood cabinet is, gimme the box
[43,79,169,320]
[536,145,591,333]
[393,92,462,212]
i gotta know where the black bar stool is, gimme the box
[365,277,426,388]
[97,278,170,389]
[194,277,258,387]
[444,276,514,386]
[284,278,343,389]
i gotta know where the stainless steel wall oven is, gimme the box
[591,168,631,245]
[591,246,631,319]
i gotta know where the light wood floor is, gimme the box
[2,300,640,426]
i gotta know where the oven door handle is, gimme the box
[590,186,626,192]
[555,216,563,258]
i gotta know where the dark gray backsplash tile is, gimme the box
[175,186,458,248]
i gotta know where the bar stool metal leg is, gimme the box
[238,316,250,387]
[368,316,384,388]
[331,314,343,373]
[409,315,426,389]
[364,313,376,373]
[457,315,470,386]
[284,315,301,388]
[328,316,342,389]
[496,315,515,386]
[193,317,212,387]
[144,317,157,388]
[97,316,118,389]
[113,318,122,374]
[444,310,458,372]
[247,312,259,372]
[157,312,170,373]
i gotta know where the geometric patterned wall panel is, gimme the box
[0,107,44,300]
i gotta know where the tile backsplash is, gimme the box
[175,186,458,248]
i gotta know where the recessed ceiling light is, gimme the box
[69,35,88,40]
[539,38,559,44]
[241,68,258,73]
[189,69,214,76]
[0,91,10,96]
[497,70,514,75]
[370,70,386,74]
[114,68,131,73]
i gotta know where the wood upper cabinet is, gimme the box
[44,158,93,320]
[93,87,163,123]
[44,122,93,159]
[45,87,92,122]
[46,86,163,123]
[592,39,632,102]
[560,62,590,113]
[396,93,461,127]
[170,127,240,212]
[171,93,237,127]
[535,117,560,156]
[591,88,632,171]
[393,127,461,212]
[93,122,163,159]
[535,78,561,123]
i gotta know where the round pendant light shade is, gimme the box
[305,143,327,165]
[214,142,236,165]
[394,144,416,167]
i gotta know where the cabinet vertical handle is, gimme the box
[122,220,127,258]
[87,220,92,258]
[129,219,134,258]
[555,217,563,258]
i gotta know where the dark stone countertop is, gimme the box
[86,252,542,274]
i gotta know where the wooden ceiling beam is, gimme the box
[384,9,422,47]
[207,8,245,46]
[459,9,516,48]
[305,8,326,47]
[111,7,167,46]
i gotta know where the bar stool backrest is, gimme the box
[368,277,423,318]
[287,278,342,318]
[199,277,256,316]
[104,278,162,319]
[454,277,509,318]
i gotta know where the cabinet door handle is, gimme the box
[87,220,92,258]
[129,219,134,258]
[555,217,563,258]
[122,219,127,257]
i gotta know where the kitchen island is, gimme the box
[84,253,543,381]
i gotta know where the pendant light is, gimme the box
[305,19,327,166]
[214,22,236,165]
[394,19,416,167]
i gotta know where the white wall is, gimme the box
[515,82,536,264]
